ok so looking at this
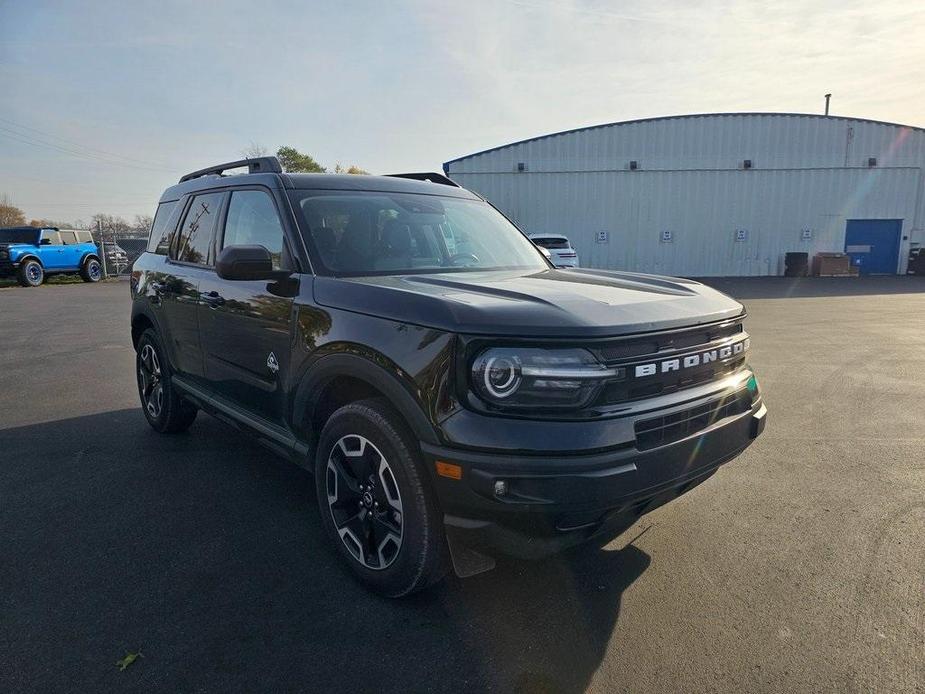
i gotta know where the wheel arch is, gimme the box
[292,353,441,448]
[17,254,43,267]
[131,311,156,349]
[80,252,101,266]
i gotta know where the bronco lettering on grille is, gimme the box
[634,338,749,378]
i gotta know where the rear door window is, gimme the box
[172,193,223,265]
[58,231,77,245]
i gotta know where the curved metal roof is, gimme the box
[443,112,924,172]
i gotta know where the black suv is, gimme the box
[131,157,766,597]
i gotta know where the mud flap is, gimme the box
[444,527,496,578]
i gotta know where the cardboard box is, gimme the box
[812,253,852,277]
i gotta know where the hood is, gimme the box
[0,243,32,255]
[314,268,744,337]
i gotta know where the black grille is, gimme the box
[601,356,746,404]
[596,322,743,363]
[634,391,751,450]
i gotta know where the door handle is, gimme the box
[200,290,225,308]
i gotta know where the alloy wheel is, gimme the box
[326,434,404,570]
[138,344,163,419]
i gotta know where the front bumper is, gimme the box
[424,376,766,559]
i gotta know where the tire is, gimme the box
[80,257,102,283]
[17,259,44,287]
[314,399,448,597]
[136,328,198,434]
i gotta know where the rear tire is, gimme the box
[80,257,102,282]
[17,259,44,287]
[136,328,197,433]
[314,399,448,597]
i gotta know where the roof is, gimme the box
[160,171,479,204]
[283,173,478,198]
[443,112,925,172]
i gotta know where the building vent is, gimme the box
[868,157,877,167]
[742,159,753,170]
[516,162,527,172]
[629,160,638,170]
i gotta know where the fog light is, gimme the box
[493,480,508,497]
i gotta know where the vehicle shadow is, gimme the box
[697,275,925,299]
[0,408,649,694]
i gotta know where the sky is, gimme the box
[1,0,924,223]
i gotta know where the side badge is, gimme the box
[267,352,280,375]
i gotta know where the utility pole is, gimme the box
[98,219,109,278]
[824,93,832,116]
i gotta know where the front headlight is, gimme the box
[470,347,623,409]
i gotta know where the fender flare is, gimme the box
[79,252,101,266]
[292,352,441,446]
[15,254,43,267]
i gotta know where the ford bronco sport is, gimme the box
[0,227,102,286]
[130,157,766,597]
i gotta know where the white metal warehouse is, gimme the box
[443,113,925,276]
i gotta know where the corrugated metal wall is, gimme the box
[445,114,925,276]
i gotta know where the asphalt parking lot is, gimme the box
[1,277,923,693]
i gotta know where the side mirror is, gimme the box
[40,238,52,245]
[215,244,276,281]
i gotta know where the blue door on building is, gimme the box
[844,219,902,275]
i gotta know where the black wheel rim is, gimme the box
[88,261,101,280]
[326,434,404,570]
[138,344,163,419]
[27,263,41,284]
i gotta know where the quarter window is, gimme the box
[174,193,222,265]
[148,201,179,254]
[222,190,286,269]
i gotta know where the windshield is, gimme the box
[0,229,38,244]
[290,190,549,276]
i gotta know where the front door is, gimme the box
[844,219,902,275]
[198,188,298,425]
[38,229,67,269]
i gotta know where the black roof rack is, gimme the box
[385,172,460,188]
[179,156,283,183]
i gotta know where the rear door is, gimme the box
[198,187,299,425]
[155,191,227,379]
[56,230,83,268]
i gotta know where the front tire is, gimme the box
[80,257,102,282]
[314,399,448,597]
[17,259,44,287]
[136,328,197,433]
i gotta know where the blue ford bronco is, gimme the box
[131,157,767,597]
[0,226,102,287]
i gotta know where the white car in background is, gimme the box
[528,233,580,268]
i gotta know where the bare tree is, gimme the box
[241,142,268,159]
[0,193,26,226]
